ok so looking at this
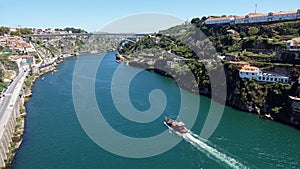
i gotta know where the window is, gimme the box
[259,77,261,80]
[285,79,288,83]
[246,72,248,75]
[263,77,265,80]
[267,78,269,81]
[252,73,255,75]
[274,78,277,81]
[270,78,273,81]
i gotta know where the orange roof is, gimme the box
[228,61,249,65]
[235,15,245,19]
[206,9,299,23]
[273,10,297,16]
[206,16,234,21]
[248,13,268,18]
[240,66,260,73]
[10,55,32,60]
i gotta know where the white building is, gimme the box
[246,13,269,23]
[204,9,300,25]
[286,37,300,51]
[239,65,289,83]
[256,73,289,83]
[25,45,35,52]
[234,16,246,24]
[204,16,235,25]
[239,66,261,79]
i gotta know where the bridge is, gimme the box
[23,33,151,39]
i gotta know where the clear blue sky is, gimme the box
[0,0,299,32]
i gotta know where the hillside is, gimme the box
[0,47,18,92]
[118,19,300,128]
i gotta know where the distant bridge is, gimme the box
[23,33,151,39]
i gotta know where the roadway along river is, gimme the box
[13,52,300,168]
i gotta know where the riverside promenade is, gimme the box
[0,69,29,167]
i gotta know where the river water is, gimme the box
[12,52,300,168]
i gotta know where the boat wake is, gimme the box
[180,132,247,169]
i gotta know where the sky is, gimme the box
[0,0,299,33]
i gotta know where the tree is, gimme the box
[191,18,202,27]
[201,16,208,22]
[0,27,10,35]
[11,28,33,36]
[239,32,246,38]
[248,27,259,36]
[290,68,300,81]
[64,27,87,33]
[0,69,3,81]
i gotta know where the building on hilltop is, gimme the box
[204,9,300,25]
[203,16,235,25]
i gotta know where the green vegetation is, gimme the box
[0,26,35,36]
[0,46,13,54]
[55,27,88,33]
[120,34,196,59]
[188,19,300,56]
[0,26,10,35]
[0,54,18,70]
[248,27,259,36]
[119,18,300,123]
[281,52,300,64]
[234,77,292,111]
[0,54,18,92]
[10,28,33,36]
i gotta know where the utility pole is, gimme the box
[255,4,257,14]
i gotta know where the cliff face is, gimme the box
[222,64,300,128]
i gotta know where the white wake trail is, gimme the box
[181,132,248,169]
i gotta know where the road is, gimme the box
[0,70,29,120]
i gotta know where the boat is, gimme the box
[164,117,189,133]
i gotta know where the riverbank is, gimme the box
[4,114,25,168]
[4,58,62,168]
[8,52,104,167]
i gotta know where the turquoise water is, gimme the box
[13,52,300,168]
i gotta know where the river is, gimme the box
[12,52,300,168]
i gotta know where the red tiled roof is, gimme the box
[10,55,33,60]
[248,13,268,18]
[206,16,234,21]
[273,10,297,16]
